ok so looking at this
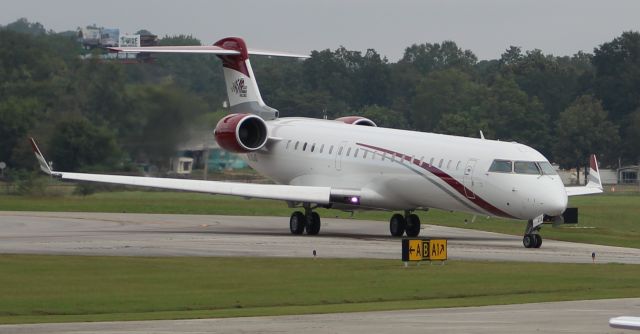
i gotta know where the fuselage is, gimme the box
[244,117,568,220]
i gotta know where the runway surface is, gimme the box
[1,211,639,263]
[1,298,638,333]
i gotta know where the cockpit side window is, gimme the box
[489,160,512,173]
[537,161,557,175]
[514,161,541,175]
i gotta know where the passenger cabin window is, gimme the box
[329,145,334,154]
[438,159,444,168]
[538,162,557,175]
[354,149,359,158]
[447,160,452,169]
[303,142,307,151]
[320,144,324,153]
[429,158,434,167]
[346,147,352,157]
[286,140,291,149]
[489,160,512,173]
[363,150,368,159]
[311,143,315,152]
[295,141,299,150]
[514,161,541,175]
[338,146,343,155]
[456,161,461,170]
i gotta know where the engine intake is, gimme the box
[214,113,268,153]
[335,116,377,127]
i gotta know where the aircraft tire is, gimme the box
[289,211,306,235]
[405,214,421,237]
[305,212,321,235]
[523,234,534,248]
[533,234,542,248]
[389,214,406,237]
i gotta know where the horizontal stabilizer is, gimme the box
[109,46,309,59]
[565,154,603,196]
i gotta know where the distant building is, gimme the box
[176,132,248,172]
[618,166,639,184]
[77,26,158,63]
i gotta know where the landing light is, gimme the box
[350,196,360,204]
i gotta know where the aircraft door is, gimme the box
[335,141,347,171]
[463,159,477,199]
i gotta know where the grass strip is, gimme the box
[0,255,638,324]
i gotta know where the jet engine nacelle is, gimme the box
[214,113,269,153]
[335,116,377,127]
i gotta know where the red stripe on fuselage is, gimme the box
[356,143,516,219]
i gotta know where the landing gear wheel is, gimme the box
[523,234,534,248]
[405,214,421,237]
[289,211,305,235]
[305,212,321,235]
[389,214,406,237]
[533,234,542,248]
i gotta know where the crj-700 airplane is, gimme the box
[30,37,604,248]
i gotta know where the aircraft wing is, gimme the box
[610,316,640,330]
[29,138,335,204]
[565,154,604,197]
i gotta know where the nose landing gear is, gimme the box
[523,216,544,248]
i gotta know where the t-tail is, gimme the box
[109,37,309,120]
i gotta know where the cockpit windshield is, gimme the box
[489,159,557,175]
[488,160,512,173]
[514,161,540,174]
[537,161,557,175]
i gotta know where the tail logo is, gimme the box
[231,78,247,97]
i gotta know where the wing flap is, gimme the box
[58,172,331,204]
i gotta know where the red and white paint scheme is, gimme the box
[30,37,603,248]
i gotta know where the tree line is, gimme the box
[1,18,639,178]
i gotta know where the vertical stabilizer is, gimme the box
[214,37,279,120]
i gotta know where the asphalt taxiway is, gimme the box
[1,211,639,263]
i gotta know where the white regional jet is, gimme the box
[30,37,604,248]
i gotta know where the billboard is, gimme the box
[119,34,141,47]
[100,28,120,47]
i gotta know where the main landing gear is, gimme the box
[389,210,421,237]
[523,218,543,248]
[289,204,321,235]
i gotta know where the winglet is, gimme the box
[586,154,602,190]
[29,137,53,175]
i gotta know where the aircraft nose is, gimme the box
[543,180,568,216]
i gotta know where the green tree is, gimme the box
[357,105,407,129]
[435,109,489,138]
[482,76,550,154]
[400,40,477,75]
[593,31,640,121]
[49,115,121,171]
[621,109,640,164]
[500,48,593,122]
[411,68,487,131]
[0,97,40,166]
[552,95,619,180]
[125,84,209,166]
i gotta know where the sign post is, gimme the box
[402,239,448,265]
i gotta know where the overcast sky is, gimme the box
[2,0,639,61]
